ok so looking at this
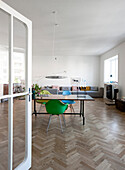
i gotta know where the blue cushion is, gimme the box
[62,100,75,104]
[91,86,98,91]
[61,87,71,91]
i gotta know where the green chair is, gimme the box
[45,100,68,133]
[36,90,51,112]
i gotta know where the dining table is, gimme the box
[32,94,94,125]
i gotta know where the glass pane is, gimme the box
[0,98,8,169]
[104,59,110,83]
[111,59,115,81]
[13,18,27,94]
[0,9,10,97]
[116,59,118,82]
[104,55,118,83]
[13,97,25,168]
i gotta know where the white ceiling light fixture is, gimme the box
[45,11,67,79]
[46,70,67,79]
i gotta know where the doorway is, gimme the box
[0,1,32,169]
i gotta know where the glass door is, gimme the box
[0,1,32,170]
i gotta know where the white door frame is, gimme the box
[0,1,32,170]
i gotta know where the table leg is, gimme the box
[82,100,85,125]
[34,100,37,116]
[80,101,82,117]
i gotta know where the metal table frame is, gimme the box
[32,95,94,125]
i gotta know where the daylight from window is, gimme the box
[0,48,25,84]
[104,55,118,83]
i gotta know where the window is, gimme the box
[13,52,25,83]
[0,48,25,84]
[0,48,9,84]
[104,55,118,83]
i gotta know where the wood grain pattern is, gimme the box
[0,98,125,169]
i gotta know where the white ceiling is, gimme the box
[2,0,125,56]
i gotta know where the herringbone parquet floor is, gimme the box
[0,98,125,170]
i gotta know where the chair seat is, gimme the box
[62,100,75,104]
[36,100,49,104]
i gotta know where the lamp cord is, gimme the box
[52,11,57,57]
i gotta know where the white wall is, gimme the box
[100,41,125,98]
[32,55,100,87]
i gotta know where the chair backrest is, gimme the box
[40,90,51,95]
[62,90,71,96]
[45,100,68,115]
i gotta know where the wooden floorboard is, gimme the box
[0,98,125,169]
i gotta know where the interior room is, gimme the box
[0,0,125,169]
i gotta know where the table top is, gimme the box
[35,94,94,101]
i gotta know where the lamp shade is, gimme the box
[45,76,67,79]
